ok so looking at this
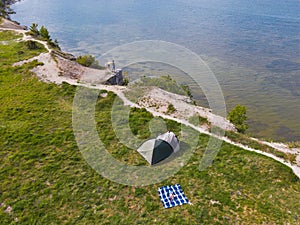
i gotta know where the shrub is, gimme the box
[189,114,209,126]
[228,104,248,133]
[76,55,104,69]
[76,55,96,67]
[48,39,60,50]
[181,84,194,100]
[123,76,129,86]
[76,55,95,67]
[166,103,176,114]
[288,141,300,149]
[25,40,39,50]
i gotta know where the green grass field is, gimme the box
[0,30,300,224]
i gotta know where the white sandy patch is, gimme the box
[137,88,235,131]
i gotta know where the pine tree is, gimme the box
[40,26,51,41]
[29,23,40,37]
[0,1,15,19]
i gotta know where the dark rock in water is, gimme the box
[266,59,300,73]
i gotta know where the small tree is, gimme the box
[228,104,248,133]
[40,26,51,41]
[28,23,40,37]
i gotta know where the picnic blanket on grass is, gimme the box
[158,184,189,209]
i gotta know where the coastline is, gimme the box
[8,0,300,142]
[1,17,299,179]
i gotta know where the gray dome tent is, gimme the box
[137,132,180,165]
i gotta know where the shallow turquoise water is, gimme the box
[11,0,300,141]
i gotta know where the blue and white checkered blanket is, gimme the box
[158,184,189,209]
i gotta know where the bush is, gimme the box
[123,76,129,86]
[288,141,300,149]
[48,39,60,50]
[76,55,95,67]
[227,104,248,133]
[76,54,104,69]
[189,114,209,126]
[166,103,176,114]
[25,40,39,50]
[181,84,193,99]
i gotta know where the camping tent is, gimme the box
[137,131,180,165]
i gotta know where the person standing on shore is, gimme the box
[112,60,116,72]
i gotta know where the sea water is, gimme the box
[11,0,300,141]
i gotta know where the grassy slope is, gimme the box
[0,30,299,224]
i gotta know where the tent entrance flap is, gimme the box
[151,140,174,165]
